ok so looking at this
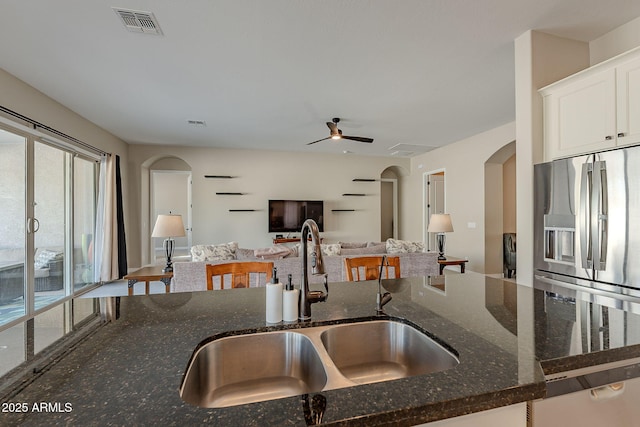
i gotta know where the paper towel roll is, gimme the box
[266,282,283,323]
[282,289,299,322]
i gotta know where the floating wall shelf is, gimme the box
[205,175,234,179]
[216,192,244,195]
[352,178,377,182]
[331,209,356,212]
[342,193,366,196]
[229,209,257,212]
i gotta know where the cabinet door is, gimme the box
[544,69,616,160]
[419,402,526,426]
[532,377,640,427]
[616,56,640,147]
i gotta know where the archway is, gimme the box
[380,165,408,240]
[140,155,192,266]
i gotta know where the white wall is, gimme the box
[0,68,128,158]
[127,144,410,267]
[503,154,516,233]
[484,162,504,274]
[590,15,640,65]
[514,31,589,286]
[403,122,516,273]
[0,67,131,258]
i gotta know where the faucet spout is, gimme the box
[299,219,327,321]
[376,292,392,313]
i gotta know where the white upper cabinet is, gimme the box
[541,47,640,161]
[616,56,640,147]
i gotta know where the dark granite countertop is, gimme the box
[6,271,640,426]
[533,277,640,375]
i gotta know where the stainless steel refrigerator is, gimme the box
[534,145,640,298]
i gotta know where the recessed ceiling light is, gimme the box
[342,150,353,154]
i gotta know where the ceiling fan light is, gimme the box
[331,134,341,140]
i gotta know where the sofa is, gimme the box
[171,240,439,293]
[0,248,64,304]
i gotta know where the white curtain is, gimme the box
[93,154,119,282]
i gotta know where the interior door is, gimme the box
[427,172,445,251]
[151,171,191,261]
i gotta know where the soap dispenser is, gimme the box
[266,267,283,323]
[282,274,299,322]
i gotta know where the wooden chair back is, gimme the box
[344,256,401,282]
[206,261,274,290]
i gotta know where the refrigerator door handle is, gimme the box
[580,162,593,269]
[593,161,608,270]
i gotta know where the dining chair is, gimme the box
[206,261,274,290]
[343,256,401,282]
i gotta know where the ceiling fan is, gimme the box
[306,118,374,145]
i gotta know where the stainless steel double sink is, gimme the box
[180,319,459,408]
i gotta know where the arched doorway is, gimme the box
[381,166,403,240]
[141,156,192,266]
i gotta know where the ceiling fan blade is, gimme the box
[326,121,338,133]
[342,136,374,143]
[307,136,331,145]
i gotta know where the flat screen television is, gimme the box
[268,200,324,233]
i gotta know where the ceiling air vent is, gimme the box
[113,8,163,35]
[187,120,207,127]
[388,143,436,157]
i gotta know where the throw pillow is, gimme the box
[385,238,425,254]
[365,243,387,253]
[34,249,63,269]
[191,242,238,262]
[338,242,368,249]
[320,243,341,256]
[366,241,385,247]
[236,247,258,260]
[295,243,341,257]
[254,245,294,260]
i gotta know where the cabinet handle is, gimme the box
[618,132,625,138]
[605,135,613,140]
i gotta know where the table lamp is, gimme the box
[152,214,186,272]
[427,214,454,260]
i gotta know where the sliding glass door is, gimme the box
[73,156,96,292]
[0,128,26,323]
[0,124,99,324]
[33,141,67,308]
[0,122,100,378]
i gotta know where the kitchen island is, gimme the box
[4,271,640,425]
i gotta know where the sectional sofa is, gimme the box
[171,240,439,293]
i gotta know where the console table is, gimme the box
[437,257,468,274]
[123,265,172,296]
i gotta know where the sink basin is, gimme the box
[180,319,458,408]
[180,331,327,408]
[320,320,459,385]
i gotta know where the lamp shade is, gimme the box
[152,214,186,238]
[427,214,454,233]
